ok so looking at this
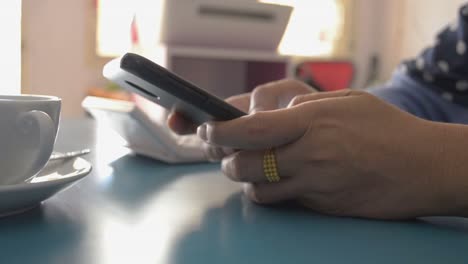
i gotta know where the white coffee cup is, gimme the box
[0,95,61,185]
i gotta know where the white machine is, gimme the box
[160,0,293,50]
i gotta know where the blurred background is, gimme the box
[0,0,466,117]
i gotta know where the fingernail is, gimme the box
[242,183,251,193]
[221,157,229,174]
[243,183,258,202]
[197,123,208,141]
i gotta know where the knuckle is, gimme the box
[205,124,220,144]
[203,142,227,162]
[202,143,216,161]
[229,154,248,181]
[320,204,347,216]
[204,146,225,161]
[251,79,312,100]
[249,186,269,204]
[342,88,354,96]
[320,198,349,216]
[223,152,247,181]
[290,94,307,106]
[252,84,271,96]
[252,79,294,95]
[248,111,267,122]
[246,112,267,130]
[344,89,365,97]
[283,78,315,92]
[302,196,347,216]
[279,78,298,85]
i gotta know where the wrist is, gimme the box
[420,121,468,217]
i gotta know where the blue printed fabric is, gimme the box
[402,4,468,107]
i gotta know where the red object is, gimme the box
[130,15,139,45]
[297,61,354,91]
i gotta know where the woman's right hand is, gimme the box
[167,79,317,161]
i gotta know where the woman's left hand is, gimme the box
[197,89,458,219]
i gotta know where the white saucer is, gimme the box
[0,155,92,217]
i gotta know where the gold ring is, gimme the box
[263,148,280,182]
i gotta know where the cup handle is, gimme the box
[17,110,56,174]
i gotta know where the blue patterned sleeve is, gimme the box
[365,3,468,125]
[367,71,468,125]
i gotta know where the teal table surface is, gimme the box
[1,118,468,264]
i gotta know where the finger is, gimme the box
[225,93,251,112]
[250,79,314,113]
[288,89,361,107]
[197,107,309,149]
[221,148,292,183]
[167,111,197,135]
[243,180,303,204]
[296,195,344,216]
[249,82,282,113]
[167,94,250,135]
[203,142,235,162]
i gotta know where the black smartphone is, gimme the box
[103,53,246,124]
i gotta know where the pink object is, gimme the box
[130,15,139,45]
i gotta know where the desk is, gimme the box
[1,118,468,264]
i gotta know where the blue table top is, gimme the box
[1,118,468,264]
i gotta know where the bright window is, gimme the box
[260,0,345,57]
[96,0,165,57]
[96,0,346,58]
[0,0,22,94]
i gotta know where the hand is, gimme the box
[167,79,316,161]
[196,89,456,219]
